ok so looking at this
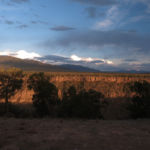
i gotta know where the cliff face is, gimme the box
[7,75,150,103]
[3,75,150,119]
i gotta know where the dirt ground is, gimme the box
[0,118,150,150]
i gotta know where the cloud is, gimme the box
[85,7,105,19]
[31,21,37,24]
[68,0,119,6]
[30,21,49,25]
[0,50,112,70]
[98,12,106,17]
[10,0,30,4]
[0,50,41,59]
[52,30,150,54]
[85,7,97,18]
[125,0,150,14]
[94,19,113,29]
[92,5,127,30]
[34,14,39,17]
[50,25,76,31]
[40,4,45,8]
[128,30,137,33]
[1,50,150,71]
[39,20,49,25]
[123,59,139,62]
[128,15,146,23]
[17,24,28,29]
[5,20,14,25]
[37,54,105,64]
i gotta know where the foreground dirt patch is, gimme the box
[0,118,150,150]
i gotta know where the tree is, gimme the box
[58,86,106,119]
[128,81,150,119]
[27,72,60,117]
[0,68,24,115]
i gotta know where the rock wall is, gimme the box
[8,75,150,103]
[2,75,150,119]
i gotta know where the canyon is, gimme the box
[5,74,150,119]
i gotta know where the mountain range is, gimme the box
[0,56,149,73]
[0,56,99,72]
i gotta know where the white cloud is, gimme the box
[71,54,82,61]
[0,50,41,59]
[71,54,94,62]
[92,5,128,30]
[94,19,113,29]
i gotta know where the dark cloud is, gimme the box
[123,59,139,62]
[31,21,37,24]
[18,24,28,29]
[34,14,39,17]
[0,16,5,19]
[6,2,14,6]
[39,20,49,25]
[98,12,106,17]
[68,0,119,6]
[39,55,70,63]
[85,7,97,18]
[5,20,14,25]
[138,63,150,71]
[128,30,138,33]
[40,4,45,7]
[85,7,106,18]
[10,0,30,4]
[50,25,76,31]
[53,30,150,53]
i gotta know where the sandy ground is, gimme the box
[0,118,150,150]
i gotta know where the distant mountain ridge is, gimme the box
[61,64,100,72]
[112,70,150,74]
[0,56,74,72]
[0,56,149,73]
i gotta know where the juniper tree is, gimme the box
[27,72,60,117]
[0,68,23,115]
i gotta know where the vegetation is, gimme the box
[24,71,150,78]
[128,81,150,119]
[0,68,23,115]
[0,67,150,120]
[58,86,106,119]
[0,102,35,118]
[27,72,60,117]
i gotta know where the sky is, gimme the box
[0,0,150,71]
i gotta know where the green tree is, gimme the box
[128,81,150,119]
[27,72,60,117]
[0,68,23,115]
